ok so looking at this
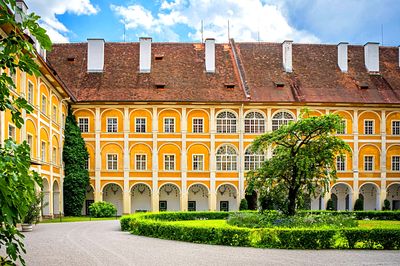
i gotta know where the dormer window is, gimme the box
[155,54,164,60]
[274,82,285,88]
[155,83,165,89]
[359,83,369,89]
[224,83,235,89]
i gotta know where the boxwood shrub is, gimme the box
[301,210,400,220]
[89,201,117,217]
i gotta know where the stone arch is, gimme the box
[52,180,60,216]
[359,144,381,171]
[42,177,51,216]
[159,183,180,211]
[131,183,152,213]
[187,143,210,171]
[216,183,238,211]
[359,182,380,210]
[187,109,210,133]
[82,185,94,215]
[102,183,123,216]
[187,183,209,211]
[387,183,400,210]
[331,183,352,211]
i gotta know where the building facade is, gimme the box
[46,38,400,215]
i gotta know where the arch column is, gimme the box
[151,188,159,212]
[379,187,386,210]
[208,192,217,211]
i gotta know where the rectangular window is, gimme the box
[52,105,57,122]
[135,154,147,170]
[41,141,46,161]
[27,81,34,104]
[107,154,118,170]
[364,156,373,171]
[164,118,175,133]
[52,147,57,164]
[337,120,346,134]
[192,154,204,171]
[193,118,204,133]
[364,120,374,135]
[78,118,89,133]
[336,156,346,172]
[135,118,146,133]
[164,154,175,171]
[9,71,16,90]
[392,121,400,135]
[41,95,47,114]
[392,156,400,172]
[107,118,118,133]
[27,134,33,156]
[8,124,15,140]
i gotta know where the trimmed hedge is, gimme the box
[301,210,400,220]
[121,212,400,249]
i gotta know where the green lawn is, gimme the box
[40,216,119,223]
[165,219,400,229]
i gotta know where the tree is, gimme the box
[246,111,351,216]
[0,1,51,264]
[62,108,89,216]
[354,198,364,211]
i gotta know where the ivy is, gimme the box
[62,108,89,216]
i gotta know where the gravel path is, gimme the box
[22,220,400,266]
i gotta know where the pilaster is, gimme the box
[238,105,244,198]
[209,107,216,211]
[123,107,130,214]
[152,107,159,211]
[181,107,187,211]
[94,107,101,201]
[352,109,359,208]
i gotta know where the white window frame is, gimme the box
[272,111,294,131]
[336,155,346,172]
[392,120,400,135]
[107,154,118,170]
[164,117,175,133]
[135,117,147,133]
[364,119,374,135]
[41,141,46,162]
[27,81,34,104]
[27,133,33,156]
[336,119,347,135]
[216,111,237,133]
[8,123,16,140]
[192,117,204,133]
[392,156,400,172]
[192,154,204,171]
[244,111,266,134]
[9,70,16,91]
[216,145,238,171]
[52,147,57,164]
[135,154,147,171]
[41,94,47,115]
[244,148,265,171]
[78,117,89,133]
[107,117,118,133]
[52,105,57,122]
[164,154,175,171]
[364,155,374,172]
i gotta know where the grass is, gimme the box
[165,219,400,229]
[40,216,119,223]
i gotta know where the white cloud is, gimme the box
[26,0,99,43]
[111,0,319,43]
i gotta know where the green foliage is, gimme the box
[354,198,364,211]
[89,202,117,218]
[239,199,248,210]
[227,212,358,229]
[23,192,46,224]
[383,199,391,211]
[246,110,351,215]
[121,212,400,249]
[302,210,400,220]
[63,108,89,216]
[326,199,335,211]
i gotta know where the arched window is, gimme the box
[216,111,237,133]
[272,111,294,131]
[244,148,265,171]
[245,111,265,133]
[216,145,237,171]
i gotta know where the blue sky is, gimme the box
[26,0,400,46]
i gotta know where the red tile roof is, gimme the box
[47,41,400,104]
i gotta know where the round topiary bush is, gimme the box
[326,199,335,211]
[239,198,249,210]
[89,201,117,217]
[354,198,364,211]
[382,199,391,211]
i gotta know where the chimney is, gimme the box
[15,0,28,23]
[337,42,348,72]
[205,38,215,73]
[364,42,379,72]
[87,38,105,72]
[282,40,293,73]
[139,37,152,73]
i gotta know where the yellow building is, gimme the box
[42,38,400,215]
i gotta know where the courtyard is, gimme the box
[23,220,400,266]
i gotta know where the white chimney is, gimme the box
[139,37,152,73]
[282,40,293,73]
[15,0,28,23]
[205,38,215,73]
[364,42,379,72]
[87,38,105,72]
[337,42,348,72]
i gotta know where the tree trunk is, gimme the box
[287,187,297,216]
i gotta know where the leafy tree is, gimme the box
[246,111,351,216]
[382,199,391,211]
[63,108,89,216]
[0,0,51,265]
[239,198,248,210]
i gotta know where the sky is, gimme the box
[25,0,400,46]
